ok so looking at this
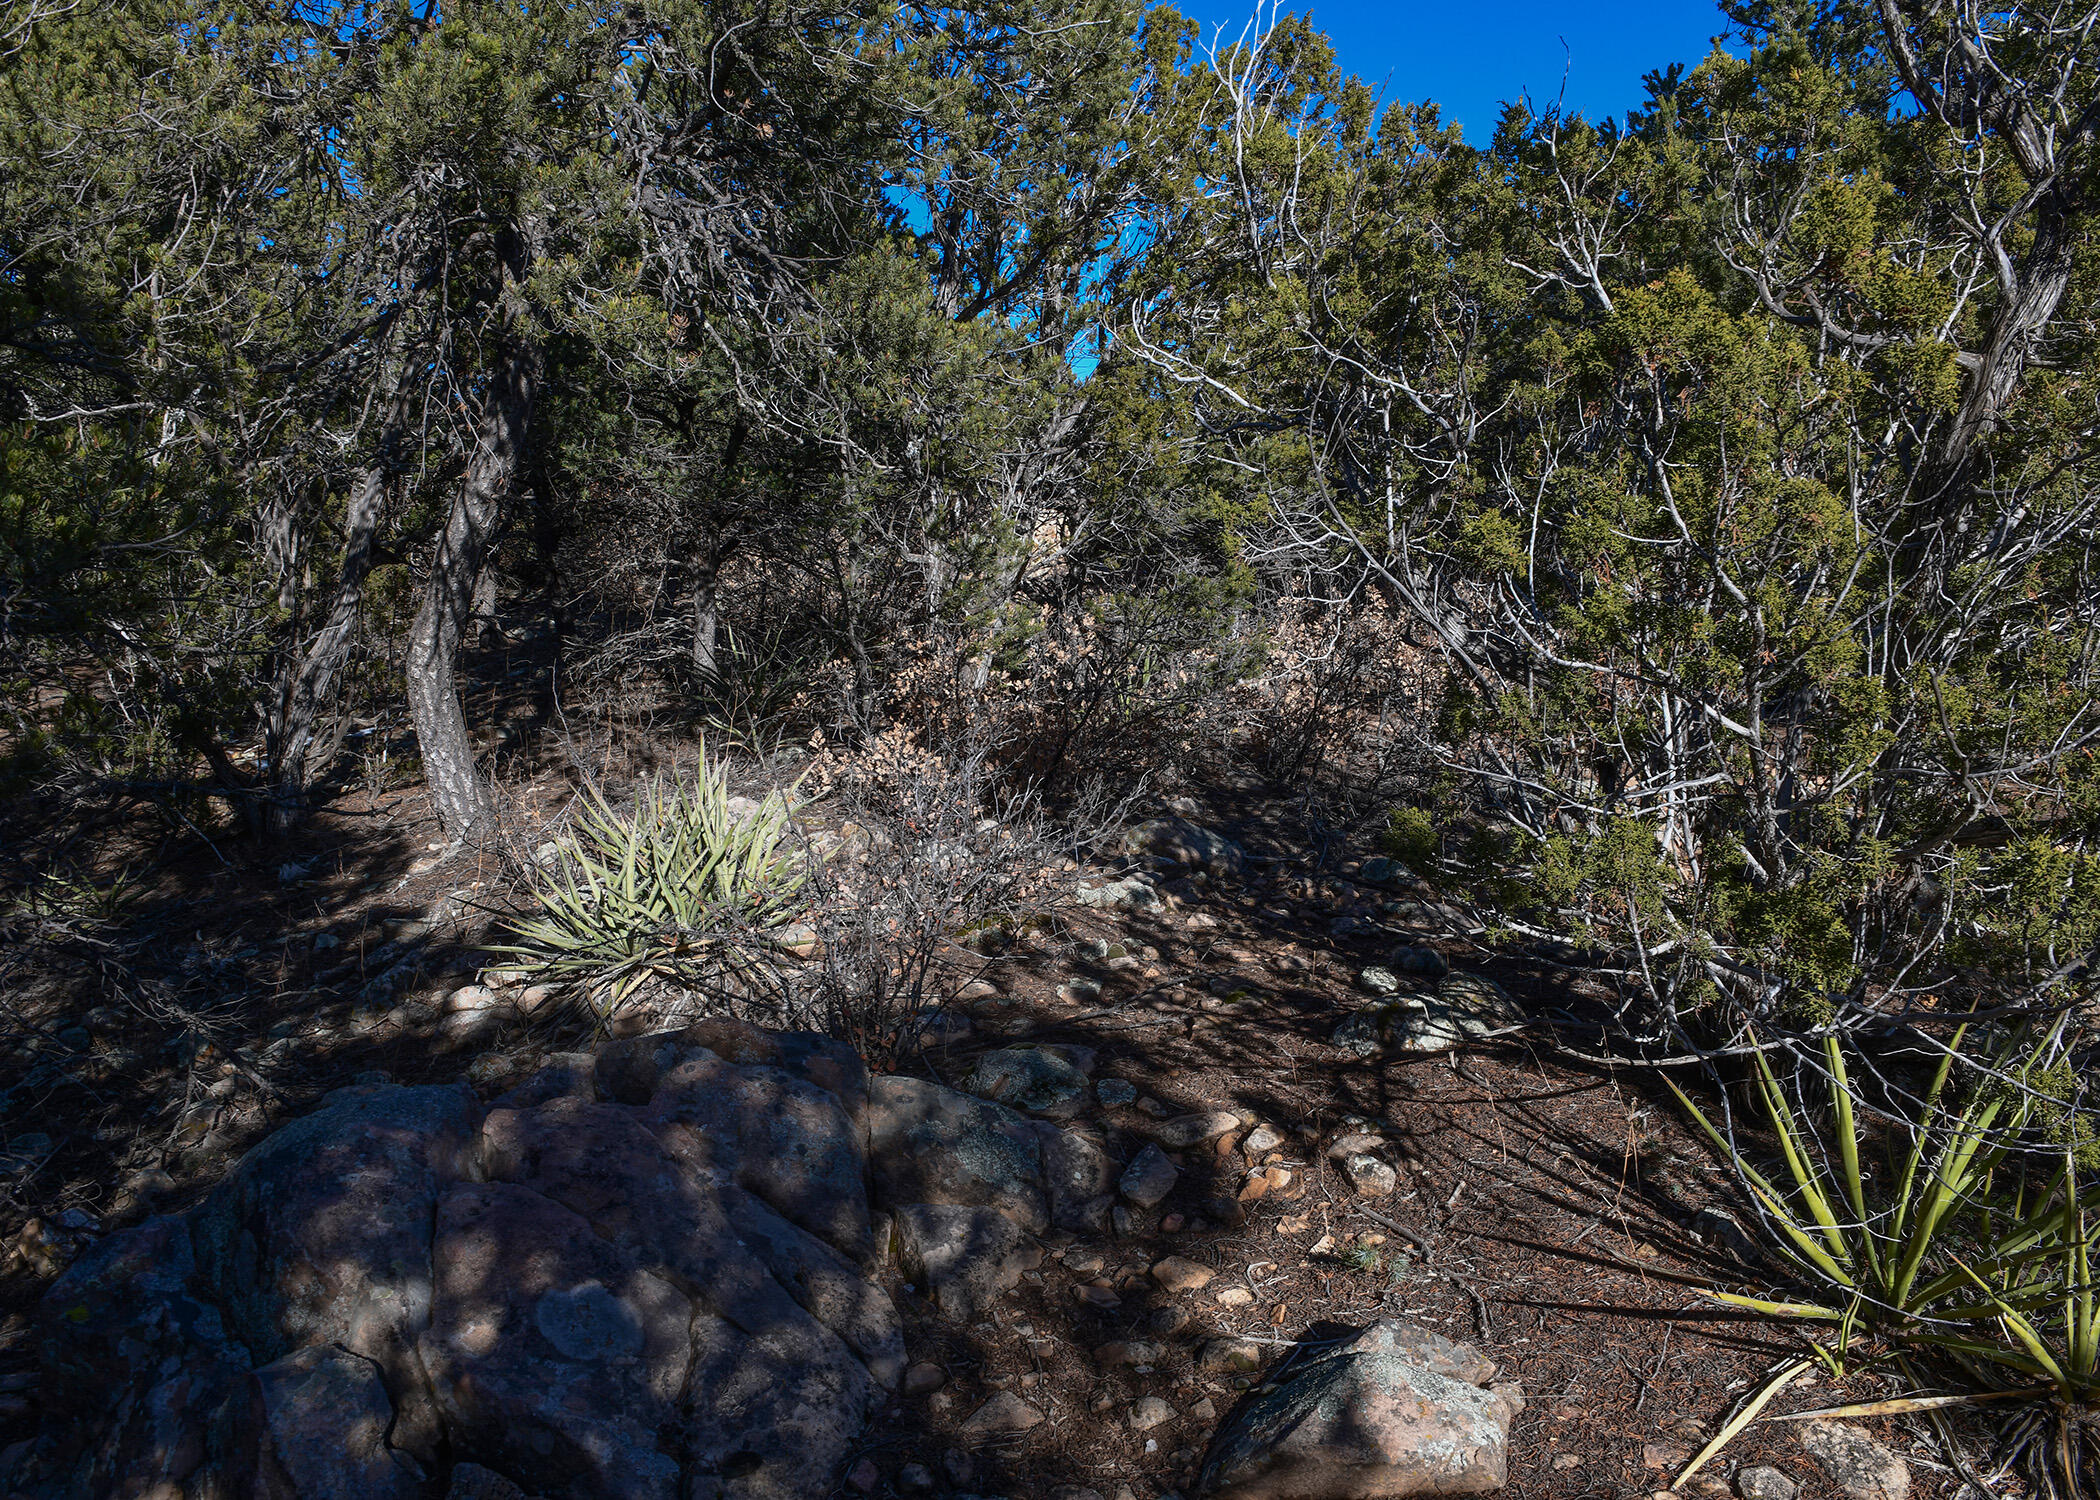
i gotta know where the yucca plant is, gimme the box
[1668,1021,2100,1494]
[496,758,806,1021]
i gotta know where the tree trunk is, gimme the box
[407,322,537,841]
[468,560,497,647]
[265,462,389,834]
[690,416,746,687]
[691,549,720,683]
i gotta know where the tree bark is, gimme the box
[407,300,537,841]
[264,462,390,834]
[690,548,720,682]
[690,415,746,685]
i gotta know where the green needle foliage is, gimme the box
[497,757,805,1021]
[1669,1025,2100,1483]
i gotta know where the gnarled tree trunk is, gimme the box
[407,311,537,841]
[264,462,391,835]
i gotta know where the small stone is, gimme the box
[1798,1422,1909,1500]
[1243,1124,1285,1154]
[1238,1165,1296,1202]
[1096,1078,1138,1107]
[1644,1441,1694,1470]
[1357,966,1403,996]
[121,1166,176,1203]
[1130,1397,1174,1432]
[1149,1305,1193,1337]
[1215,1286,1253,1307]
[1064,1250,1105,1274]
[847,1458,883,1493]
[1339,1154,1398,1197]
[1152,1111,1239,1148]
[1187,1397,1217,1422]
[899,1463,937,1493]
[1077,1284,1122,1308]
[443,983,501,1014]
[1737,1466,1799,1500]
[1120,1144,1179,1207]
[1200,1338,1261,1373]
[903,1362,947,1396]
[1152,1256,1216,1293]
[1552,1454,1583,1471]
[1095,1339,1165,1368]
[1327,1131,1384,1157]
[1059,978,1106,1004]
[961,1392,1044,1437]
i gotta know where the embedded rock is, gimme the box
[1075,874,1164,912]
[188,1081,483,1460]
[1335,976,1526,1057]
[894,1203,1034,1322]
[13,1023,902,1500]
[1036,1125,1117,1233]
[1197,1320,1522,1500]
[1123,819,1249,879]
[867,1075,1048,1232]
[255,1343,425,1500]
[1150,1110,1241,1149]
[418,1183,693,1500]
[968,1046,1092,1119]
[1120,1144,1180,1207]
[1797,1422,1909,1500]
[1737,1467,1800,1500]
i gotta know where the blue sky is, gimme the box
[1167,1,1737,140]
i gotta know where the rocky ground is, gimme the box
[0,772,1982,1500]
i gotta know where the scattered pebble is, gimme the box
[1130,1397,1174,1431]
[1737,1467,1799,1500]
[1151,1255,1216,1294]
[960,1392,1043,1436]
[1120,1144,1179,1207]
[1199,1337,1261,1372]
[1339,1153,1398,1197]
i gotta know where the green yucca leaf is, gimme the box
[1673,1021,2100,1408]
[497,745,806,1023]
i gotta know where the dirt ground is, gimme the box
[0,742,2000,1500]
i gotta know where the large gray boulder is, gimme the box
[1197,1321,1524,1500]
[15,1023,902,1500]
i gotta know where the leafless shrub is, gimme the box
[783,736,1065,1068]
